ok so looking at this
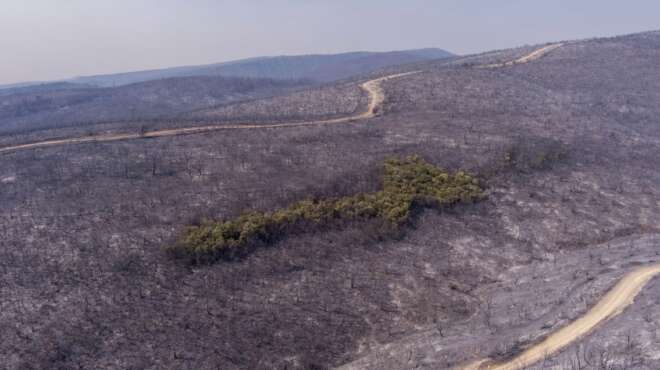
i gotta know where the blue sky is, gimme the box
[1,0,658,84]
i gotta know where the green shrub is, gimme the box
[170,155,484,264]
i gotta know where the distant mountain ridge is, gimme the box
[0,75,313,134]
[0,48,454,91]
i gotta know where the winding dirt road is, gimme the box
[462,263,660,370]
[0,71,418,155]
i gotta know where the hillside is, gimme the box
[0,49,453,135]
[0,76,312,134]
[0,82,92,97]
[1,31,659,370]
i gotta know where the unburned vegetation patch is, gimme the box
[170,155,484,264]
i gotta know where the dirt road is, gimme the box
[479,43,563,69]
[0,71,418,155]
[462,262,660,370]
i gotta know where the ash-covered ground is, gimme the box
[1,31,659,369]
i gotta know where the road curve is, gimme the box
[0,71,419,155]
[461,262,660,370]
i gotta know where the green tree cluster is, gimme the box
[172,155,483,263]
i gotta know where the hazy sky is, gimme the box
[1,0,658,85]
